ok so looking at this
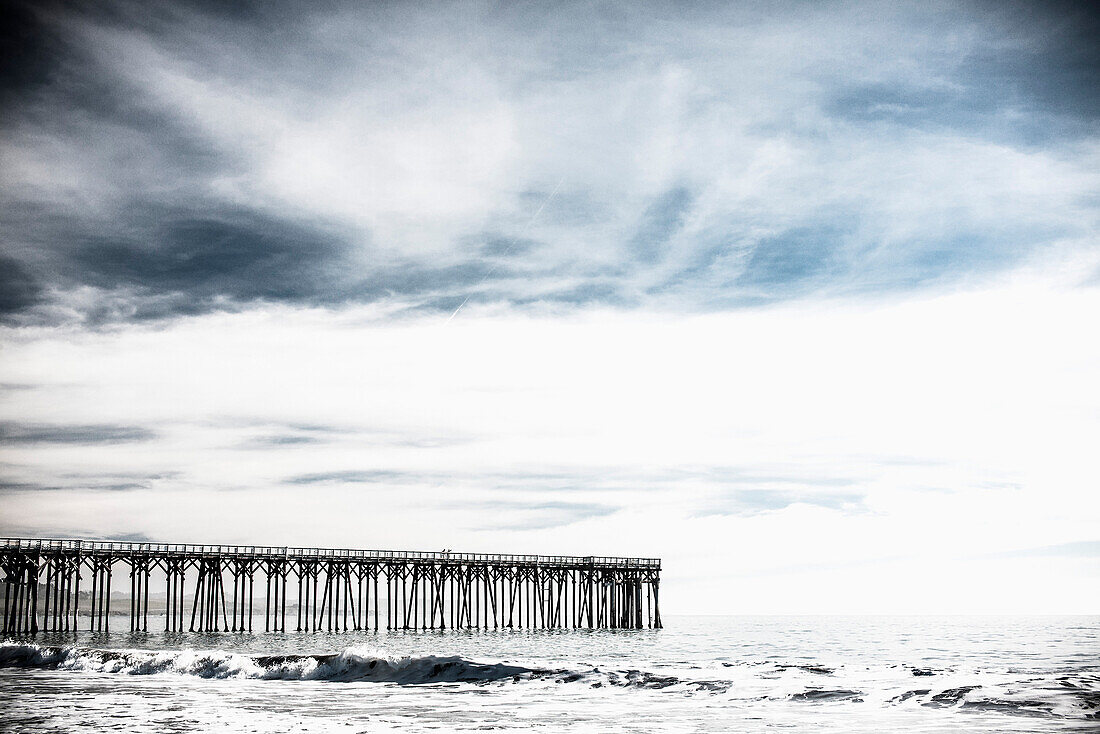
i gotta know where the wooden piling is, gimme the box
[0,538,661,635]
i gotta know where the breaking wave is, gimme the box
[0,642,726,690]
[0,642,541,683]
[3,642,1095,719]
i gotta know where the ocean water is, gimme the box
[1,615,1097,732]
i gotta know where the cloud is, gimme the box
[0,471,177,494]
[0,421,156,444]
[457,500,619,531]
[241,434,324,448]
[629,186,696,265]
[0,519,156,543]
[100,531,156,542]
[0,255,43,315]
[277,464,868,526]
[282,466,639,492]
[70,210,350,311]
[284,469,414,486]
[283,464,777,493]
[0,1,1097,614]
[989,540,1100,559]
[696,489,868,517]
[0,0,1096,325]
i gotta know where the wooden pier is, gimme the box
[1,538,661,634]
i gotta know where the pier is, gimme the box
[1,538,662,634]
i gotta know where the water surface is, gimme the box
[2,615,1097,732]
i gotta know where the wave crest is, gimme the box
[0,643,534,684]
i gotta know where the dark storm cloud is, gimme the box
[972,0,1100,120]
[59,209,355,323]
[74,218,333,297]
[0,0,501,325]
[0,1,57,101]
[0,0,1096,326]
[0,421,156,444]
[0,256,43,314]
[823,1,1100,135]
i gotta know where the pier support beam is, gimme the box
[0,538,662,635]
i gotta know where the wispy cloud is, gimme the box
[987,540,1100,559]
[1,0,1096,325]
[240,434,325,448]
[0,469,179,494]
[695,489,868,518]
[0,421,156,444]
[284,469,416,486]
[283,464,864,491]
[456,500,619,531]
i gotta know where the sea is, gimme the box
[1,615,1097,732]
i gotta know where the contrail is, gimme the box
[445,176,565,323]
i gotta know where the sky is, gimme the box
[1,0,1098,614]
